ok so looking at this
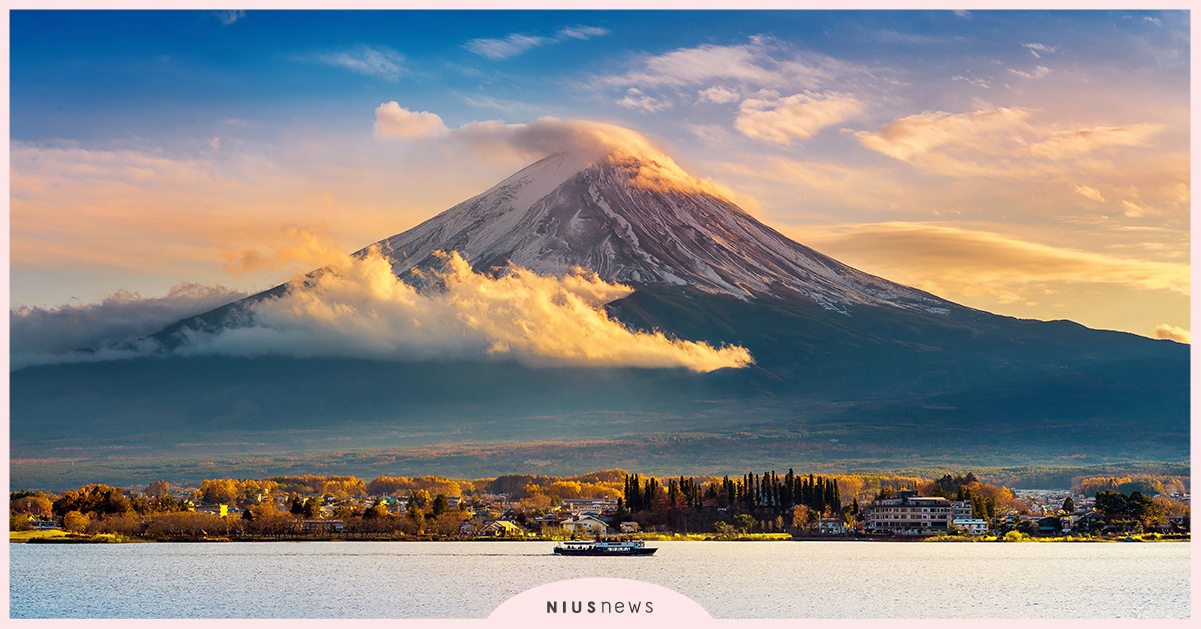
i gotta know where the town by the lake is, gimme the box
[10,469,1190,544]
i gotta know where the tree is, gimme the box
[146,480,171,498]
[431,494,449,517]
[289,497,305,515]
[63,510,90,532]
[1094,490,1128,519]
[791,504,812,529]
[363,498,389,520]
[733,513,756,533]
[302,497,320,518]
[53,485,131,517]
[1062,496,1076,514]
[11,495,53,517]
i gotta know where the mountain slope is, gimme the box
[375,154,953,315]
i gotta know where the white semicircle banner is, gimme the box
[488,577,713,625]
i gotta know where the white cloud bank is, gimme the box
[10,283,247,370]
[178,248,754,372]
[13,249,753,373]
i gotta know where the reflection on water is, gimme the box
[9,541,1190,618]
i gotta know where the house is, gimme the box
[1067,511,1106,533]
[28,519,59,530]
[1019,515,1060,535]
[952,518,989,535]
[562,515,608,536]
[482,520,526,537]
[817,518,847,534]
[193,505,228,517]
[618,521,640,533]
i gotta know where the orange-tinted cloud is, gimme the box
[179,248,753,372]
[855,108,1165,178]
[1153,324,1190,344]
[795,222,1190,301]
[372,107,759,210]
[735,91,864,144]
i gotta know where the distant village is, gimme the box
[10,470,1191,542]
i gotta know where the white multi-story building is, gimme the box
[952,518,990,535]
[863,490,972,535]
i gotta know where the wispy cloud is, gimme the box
[1022,42,1057,58]
[557,25,610,40]
[856,108,1164,177]
[871,29,949,45]
[1008,65,1051,79]
[315,45,405,80]
[601,37,855,91]
[952,75,989,88]
[797,222,1190,302]
[735,91,864,145]
[616,88,673,112]
[697,86,741,104]
[214,10,244,26]
[1028,124,1162,160]
[465,25,610,60]
[464,34,549,60]
[952,10,971,19]
[1144,16,1162,27]
[1074,185,1105,202]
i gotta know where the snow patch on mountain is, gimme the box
[370,153,956,315]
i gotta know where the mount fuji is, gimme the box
[10,145,1189,486]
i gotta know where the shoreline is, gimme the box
[13,532,1188,544]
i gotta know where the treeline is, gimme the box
[616,471,852,535]
[1074,475,1189,498]
[901,463,1190,490]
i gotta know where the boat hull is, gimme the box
[553,547,657,556]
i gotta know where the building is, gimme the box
[862,490,971,535]
[482,520,527,537]
[618,521,640,533]
[562,498,619,515]
[561,515,609,536]
[193,504,228,517]
[952,519,989,535]
[1065,510,1106,533]
[817,518,847,534]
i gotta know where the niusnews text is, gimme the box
[546,600,654,614]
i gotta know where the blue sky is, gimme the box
[8,9,1191,340]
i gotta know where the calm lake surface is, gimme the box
[9,540,1190,619]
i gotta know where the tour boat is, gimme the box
[553,538,657,556]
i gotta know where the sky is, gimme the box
[8,9,1191,343]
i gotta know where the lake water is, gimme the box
[8,540,1190,619]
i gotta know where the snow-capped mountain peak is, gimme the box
[370,152,954,315]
